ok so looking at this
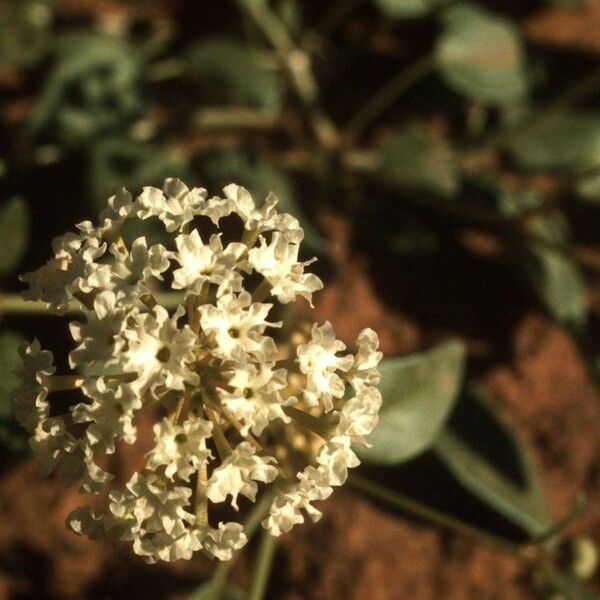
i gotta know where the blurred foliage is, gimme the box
[29,32,144,145]
[0,196,29,276]
[187,38,282,111]
[0,0,53,69]
[0,0,599,595]
[435,3,529,106]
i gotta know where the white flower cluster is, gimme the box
[15,179,382,563]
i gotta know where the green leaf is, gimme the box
[29,32,143,145]
[435,3,528,106]
[356,340,466,465]
[542,566,599,600]
[0,330,25,419]
[372,0,443,18]
[434,386,552,536]
[494,190,587,328]
[508,111,600,171]
[379,126,459,197]
[189,583,246,600]
[0,197,30,276]
[524,244,587,328]
[0,0,53,69]
[188,38,282,111]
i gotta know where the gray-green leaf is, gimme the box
[508,111,600,171]
[435,3,528,106]
[434,387,552,536]
[0,197,29,276]
[356,340,465,465]
[524,245,587,328]
[187,38,281,111]
[379,126,459,197]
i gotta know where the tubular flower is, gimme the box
[15,179,382,563]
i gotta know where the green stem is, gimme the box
[192,107,279,131]
[247,531,278,600]
[207,490,276,599]
[236,0,340,150]
[344,54,435,145]
[348,473,524,557]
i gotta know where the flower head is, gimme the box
[16,179,381,563]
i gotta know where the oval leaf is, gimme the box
[524,245,587,328]
[379,125,459,197]
[188,38,281,111]
[435,3,528,106]
[508,111,600,171]
[434,387,552,536]
[0,197,30,276]
[356,339,466,465]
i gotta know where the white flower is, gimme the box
[198,522,247,561]
[207,442,278,510]
[135,178,232,232]
[30,418,112,493]
[334,385,382,445]
[146,417,213,481]
[221,363,293,436]
[172,230,246,297]
[198,292,280,360]
[109,237,171,300]
[297,321,354,411]
[14,339,54,433]
[17,178,381,563]
[316,439,360,486]
[72,379,141,453]
[248,232,323,305]
[223,184,303,243]
[347,328,382,389]
[263,465,332,537]
[122,305,199,393]
[68,290,130,369]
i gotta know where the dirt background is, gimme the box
[0,1,599,599]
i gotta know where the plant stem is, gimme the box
[192,107,280,131]
[207,490,276,599]
[236,0,340,150]
[248,531,278,600]
[348,473,524,558]
[344,54,435,145]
